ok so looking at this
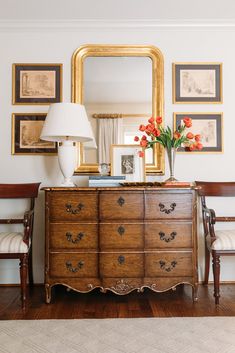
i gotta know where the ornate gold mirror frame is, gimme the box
[72,44,164,175]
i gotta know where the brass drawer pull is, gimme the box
[66,232,85,243]
[118,255,125,264]
[117,226,125,236]
[159,260,177,272]
[159,202,176,214]
[159,231,177,243]
[66,261,84,273]
[65,203,84,215]
[117,197,125,207]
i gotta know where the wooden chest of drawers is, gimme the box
[43,186,198,303]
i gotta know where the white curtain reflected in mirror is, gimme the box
[98,117,123,164]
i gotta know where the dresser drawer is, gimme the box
[99,192,144,220]
[145,251,193,277]
[49,192,98,221]
[49,223,98,249]
[145,192,192,219]
[100,223,144,249]
[99,253,144,277]
[49,253,98,278]
[145,222,192,249]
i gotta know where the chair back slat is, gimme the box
[0,183,40,198]
[195,181,235,197]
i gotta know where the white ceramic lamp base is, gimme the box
[58,141,77,187]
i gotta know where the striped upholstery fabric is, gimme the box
[209,230,235,250]
[0,232,29,253]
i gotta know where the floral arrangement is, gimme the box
[134,116,203,157]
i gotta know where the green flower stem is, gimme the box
[146,123,190,150]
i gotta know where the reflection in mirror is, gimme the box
[83,57,152,166]
[72,45,164,175]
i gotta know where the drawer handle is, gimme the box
[159,202,176,214]
[66,261,84,273]
[117,197,125,207]
[118,255,125,264]
[159,231,177,243]
[159,260,177,272]
[66,232,85,243]
[65,203,84,215]
[117,226,125,236]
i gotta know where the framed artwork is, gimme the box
[12,113,57,155]
[173,63,222,103]
[174,113,223,153]
[12,63,62,104]
[110,144,145,181]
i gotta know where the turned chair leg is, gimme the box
[20,253,28,309]
[28,248,34,287]
[204,245,210,285]
[212,251,220,305]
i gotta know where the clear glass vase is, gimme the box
[165,147,178,182]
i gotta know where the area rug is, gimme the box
[0,317,235,353]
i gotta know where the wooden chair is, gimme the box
[195,181,235,304]
[0,183,40,309]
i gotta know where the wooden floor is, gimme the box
[1,284,235,320]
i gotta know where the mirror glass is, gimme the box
[72,45,164,174]
[83,56,153,165]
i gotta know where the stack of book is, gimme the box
[88,176,126,187]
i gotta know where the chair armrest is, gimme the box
[202,205,216,225]
[201,205,217,244]
[23,210,34,227]
[23,209,35,245]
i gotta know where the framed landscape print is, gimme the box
[174,113,223,153]
[12,63,62,104]
[12,113,57,155]
[110,144,145,181]
[173,63,222,103]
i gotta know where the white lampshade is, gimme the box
[40,102,95,187]
[40,102,94,142]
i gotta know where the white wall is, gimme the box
[1,0,235,20]
[1,21,235,284]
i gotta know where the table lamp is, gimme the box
[40,103,94,186]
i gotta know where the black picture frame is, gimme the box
[12,63,62,104]
[12,113,57,155]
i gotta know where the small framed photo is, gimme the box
[173,63,222,103]
[12,63,62,104]
[12,113,57,155]
[174,113,223,153]
[111,144,145,181]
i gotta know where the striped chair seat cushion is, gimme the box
[0,232,29,253]
[209,230,235,250]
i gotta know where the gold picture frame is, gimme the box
[173,62,222,104]
[12,63,63,105]
[12,113,57,155]
[110,144,146,182]
[173,112,223,153]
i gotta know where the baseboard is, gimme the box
[198,280,235,285]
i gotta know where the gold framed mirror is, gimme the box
[72,44,164,175]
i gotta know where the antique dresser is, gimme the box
[43,186,198,303]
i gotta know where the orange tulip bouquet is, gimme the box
[134,116,203,181]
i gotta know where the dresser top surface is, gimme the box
[42,184,197,192]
